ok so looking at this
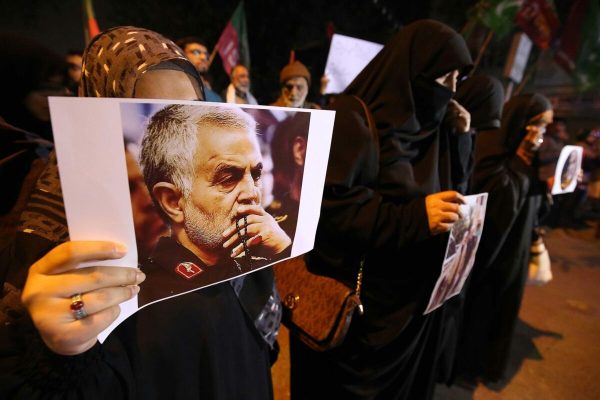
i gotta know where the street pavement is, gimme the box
[272,224,600,400]
[435,224,600,400]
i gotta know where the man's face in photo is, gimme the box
[183,126,263,255]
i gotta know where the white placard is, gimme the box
[49,97,335,341]
[324,33,383,94]
[504,32,533,83]
[551,145,583,195]
[424,193,488,315]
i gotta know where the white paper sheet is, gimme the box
[324,33,383,94]
[551,145,583,195]
[49,97,335,341]
[424,193,488,315]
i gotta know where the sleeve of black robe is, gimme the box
[310,95,432,276]
[449,132,474,194]
[0,288,135,399]
[470,128,535,273]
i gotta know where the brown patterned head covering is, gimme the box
[79,26,203,98]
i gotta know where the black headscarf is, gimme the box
[455,75,505,131]
[475,94,552,166]
[345,20,473,198]
[345,19,473,136]
[501,93,552,153]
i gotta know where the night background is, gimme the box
[0,0,597,130]
[1,2,600,399]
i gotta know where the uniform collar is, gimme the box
[150,236,209,270]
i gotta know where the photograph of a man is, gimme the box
[136,104,292,306]
[551,145,583,194]
[424,193,487,314]
[560,149,579,190]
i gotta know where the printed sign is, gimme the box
[49,97,335,340]
[424,193,488,314]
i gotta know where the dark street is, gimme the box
[273,224,600,400]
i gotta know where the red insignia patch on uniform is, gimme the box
[175,262,203,279]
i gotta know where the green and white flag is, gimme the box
[216,1,250,75]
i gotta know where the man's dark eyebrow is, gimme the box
[211,162,263,181]
[213,163,243,177]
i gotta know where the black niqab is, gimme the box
[455,75,504,130]
[294,20,474,400]
[345,20,473,199]
[346,19,472,136]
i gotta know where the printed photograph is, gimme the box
[552,145,583,195]
[48,96,334,340]
[120,102,311,306]
[424,193,488,314]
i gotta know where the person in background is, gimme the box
[577,128,600,220]
[436,74,505,385]
[176,36,223,102]
[0,33,69,143]
[289,20,472,400]
[124,148,168,260]
[0,26,281,399]
[0,33,67,248]
[224,64,258,104]
[456,93,554,383]
[538,119,581,228]
[448,74,504,194]
[65,49,83,94]
[271,60,320,109]
[266,112,311,239]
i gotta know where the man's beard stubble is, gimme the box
[182,200,230,253]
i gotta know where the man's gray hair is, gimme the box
[139,104,257,210]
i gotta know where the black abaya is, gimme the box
[456,94,553,382]
[289,20,472,400]
[436,74,505,383]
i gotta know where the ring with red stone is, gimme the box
[70,293,88,320]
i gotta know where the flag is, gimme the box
[216,1,250,75]
[464,0,522,39]
[515,0,560,49]
[83,0,101,45]
[554,0,600,90]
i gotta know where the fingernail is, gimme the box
[136,270,146,283]
[131,285,140,295]
[114,243,128,255]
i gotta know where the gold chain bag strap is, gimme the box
[274,95,375,352]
